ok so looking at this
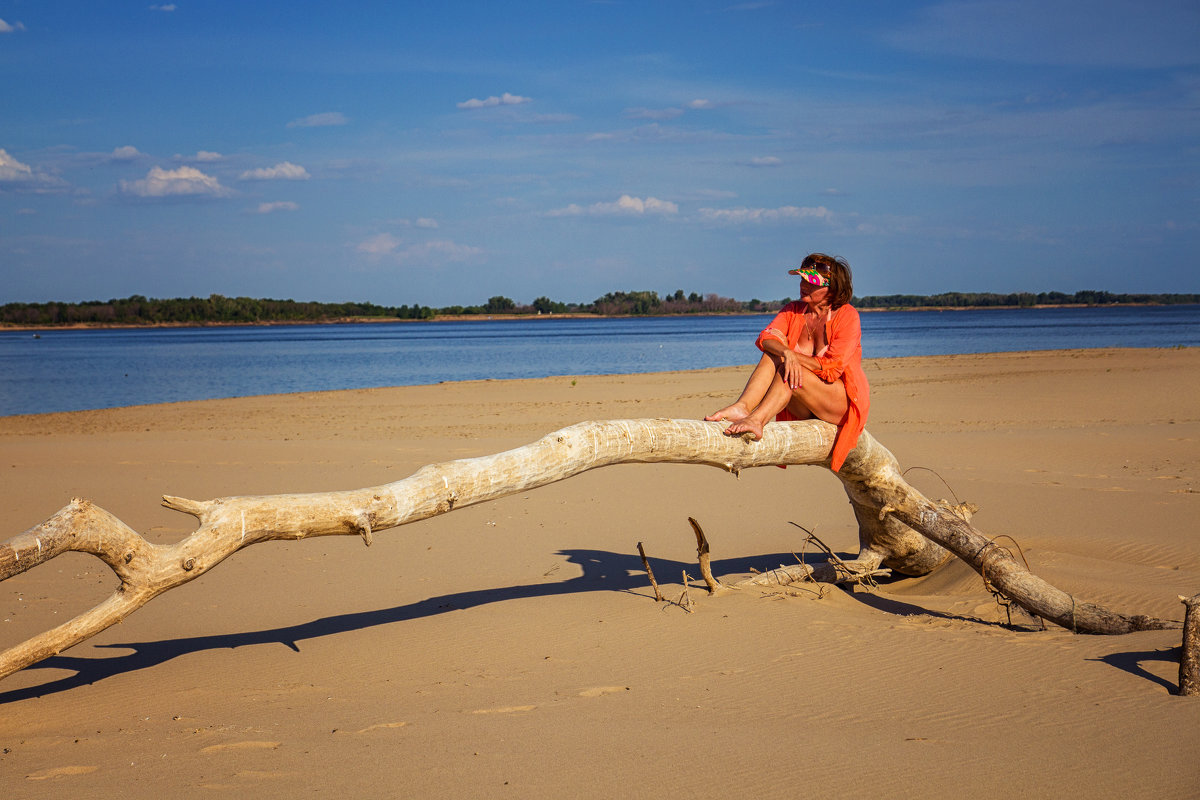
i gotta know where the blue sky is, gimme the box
[1,1,1197,306]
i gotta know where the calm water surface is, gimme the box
[2,306,1197,416]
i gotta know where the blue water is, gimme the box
[1,306,1197,416]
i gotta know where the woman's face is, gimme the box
[800,279,830,305]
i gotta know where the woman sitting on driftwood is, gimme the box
[705,253,870,472]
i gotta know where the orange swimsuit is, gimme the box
[755,302,870,471]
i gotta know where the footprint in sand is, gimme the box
[201,741,281,754]
[576,686,629,697]
[26,765,98,780]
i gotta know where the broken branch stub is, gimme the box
[0,418,1180,683]
[1180,594,1200,697]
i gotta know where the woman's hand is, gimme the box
[778,349,802,389]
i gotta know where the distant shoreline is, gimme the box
[1,302,1194,332]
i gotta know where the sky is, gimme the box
[1,1,1197,307]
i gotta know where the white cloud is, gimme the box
[0,148,68,192]
[548,194,679,217]
[255,201,299,214]
[357,233,402,255]
[0,149,36,182]
[687,99,714,109]
[110,146,143,161]
[287,112,348,128]
[746,156,782,167]
[415,217,438,229]
[457,92,532,110]
[0,18,26,33]
[697,205,832,224]
[239,161,311,181]
[119,165,231,198]
[174,150,224,162]
[149,4,177,11]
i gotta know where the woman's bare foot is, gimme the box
[722,416,765,440]
[704,402,749,422]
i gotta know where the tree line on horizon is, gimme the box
[2,289,1198,327]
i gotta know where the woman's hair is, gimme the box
[801,252,854,308]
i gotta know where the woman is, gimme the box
[705,253,869,472]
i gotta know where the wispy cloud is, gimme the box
[177,150,223,162]
[625,107,685,121]
[287,112,348,128]
[0,150,38,183]
[548,194,679,217]
[149,4,177,11]
[530,113,579,124]
[407,240,483,260]
[354,234,482,263]
[625,99,713,120]
[119,165,232,198]
[457,92,532,110]
[239,162,311,181]
[697,205,831,224]
[744,156,782,167]
[387,217,440,229]
[356,233,402,255]
[0,149,69,193]
[0,18,26,33]
[254,201,299,214]
[887,0,1200,69]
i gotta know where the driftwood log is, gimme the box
[1181,594,1200,697]
[0,418,1182,684]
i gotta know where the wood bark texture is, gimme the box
[1180,594,1200,696]
[0,418,1181,683]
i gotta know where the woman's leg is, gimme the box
[704,353,778,422]
[724,367,849,439]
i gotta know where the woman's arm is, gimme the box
[759,337,818,390]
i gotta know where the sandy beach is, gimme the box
[1,347,1198,798]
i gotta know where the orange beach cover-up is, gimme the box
[754,302,871,471]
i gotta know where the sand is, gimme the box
[1,347,1198,798]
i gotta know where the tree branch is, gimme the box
[0,418,1181,683]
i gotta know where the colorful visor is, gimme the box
[787,267,830,287]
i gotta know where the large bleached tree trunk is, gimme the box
[0,419,1179,683]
